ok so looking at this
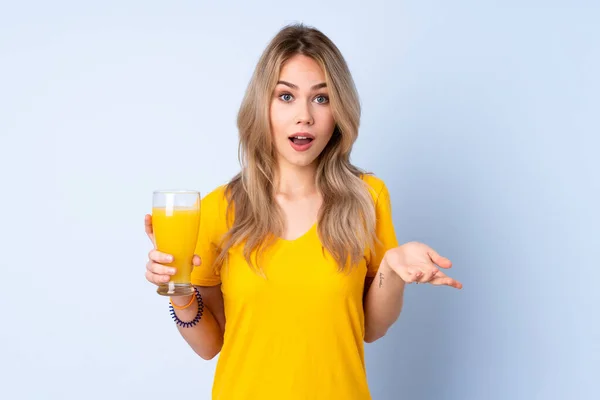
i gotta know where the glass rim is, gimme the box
[153,190,200,195]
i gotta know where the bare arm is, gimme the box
[170,284,225,360]
[363,257,405,343]
[363,242,463,343]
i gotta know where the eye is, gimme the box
[279,93,293,102]
[314,95,329,104]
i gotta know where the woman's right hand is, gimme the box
[144,214,202,287]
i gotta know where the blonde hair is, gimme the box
[215,23,376,273]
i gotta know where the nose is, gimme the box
[295,101,314,126]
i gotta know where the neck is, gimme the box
[273,160,318,197]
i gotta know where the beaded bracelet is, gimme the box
[169,287,204,328]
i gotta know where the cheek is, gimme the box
[317,108,336,135]
[270,103,288,136]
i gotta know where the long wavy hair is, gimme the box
[214,23,377,274]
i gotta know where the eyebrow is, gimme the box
[276,80,327,90]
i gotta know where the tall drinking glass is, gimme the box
[152,190,200,296]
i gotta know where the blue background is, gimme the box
[1,1,598,399]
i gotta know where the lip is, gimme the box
[288,132,315,152]
[288,132,315,140]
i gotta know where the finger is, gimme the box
[192,255,202,266]
[402,267,422,283]
[430,275,463,289]
[417,265,439,283]
[145,270,171,285]
[145,214,155,244]
[148,249,173,264]
[145,214,153,234]
[434,269,448,278]
[427,248,452,269]
[146,260,177,276]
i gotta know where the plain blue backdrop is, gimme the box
[1,1,598,399]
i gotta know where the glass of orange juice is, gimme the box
[152,190,200,296]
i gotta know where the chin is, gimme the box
[282,154,319,168]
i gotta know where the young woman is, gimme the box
[144,23,462,400]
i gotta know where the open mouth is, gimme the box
[288,135,314,145]
[288,133,315,152]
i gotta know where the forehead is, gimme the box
[279,54,325,84]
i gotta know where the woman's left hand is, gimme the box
[383,242,463,289]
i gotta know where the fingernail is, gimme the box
[169,268,176,275]
[167,255,173,262]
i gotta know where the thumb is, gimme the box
[427,248,452,269]
[192,255,202,266]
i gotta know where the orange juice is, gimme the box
[152,206,200,284]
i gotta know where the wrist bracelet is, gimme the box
[170,294,195,310]
[169,287,204,328]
